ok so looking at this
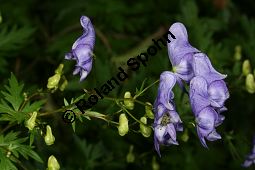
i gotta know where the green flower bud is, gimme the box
[181,129,189,142]
[59,79,68,91]
[234,45,242,61]
[126,145,135,163]
[44,125,55,145]
[25,111,37,131]
[55,64,64,75]
[118,113,129,136]
[0,12,2,24]
[47,155,60,170]
[145,102,154,119]
[246,74,255,94]
[124,92,134,110]
[140,117,151,137]
[47,74,61,90]
[242,59,251,76]
[152,156,160,170]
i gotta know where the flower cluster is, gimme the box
[153,22,229,155]
[65,16,95,81]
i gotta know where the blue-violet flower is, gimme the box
[65,16,95,81]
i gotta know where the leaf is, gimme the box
[1,73,24,111]
[0,131,43,165]
[0,25,35,54]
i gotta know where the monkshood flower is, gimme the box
[192,52,227,84]
[167,22,200,83]
[243,136,255,167]
[65,16,95,81]
[153,71,183,156]
[189,76,228,147]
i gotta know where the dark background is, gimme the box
[0,0,255,169]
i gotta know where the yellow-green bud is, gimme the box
[47,74,61,90]
[242,60,251,76]
[118,113,129,136]
[234,45,242,61]
[181,129,189,142]
[124,92,134,110]
[55,64,64,75]
[126,145,135,163]
[44,125,55,145]
[152,156,160,170]
[59,79,68,91]
[0,12,2,24]
[47,155,60,170]
[145,102,154,119]
[139,117,151,137]
[245,74,255,94]
[25,111,37,131]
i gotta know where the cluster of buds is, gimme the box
[242,59,255,93]
[47,64,68,92]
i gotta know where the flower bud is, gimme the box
[47,155,60,170]
[118,113,129,136]
[44,125,55,145]
[59,79,68,91]
[139,117,151,137]
[124,92,134,110]
[246,74,255,94]
[242,60,251,76]
[145,102,154,119]
[126,145,135,163]
[181,129,189,142]
[152,156,160,170]
[25,111,37,131]
[55,64,64,75]
[47,74,61,90]
[234,45,242,61]
[0,12,2,24]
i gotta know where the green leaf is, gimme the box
[1,73,24,111]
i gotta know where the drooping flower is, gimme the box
[243,136,255,167]
[153,71,183,156]
[65,16,95,81]
[189,76,228,147]
[167,22,200,82]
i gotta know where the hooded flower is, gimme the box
[65,16,95,81]
[192,53,227,84]
[243,136,255,167]
[167,22,200,82]
[190,76,227,147]
[153,71,183,156]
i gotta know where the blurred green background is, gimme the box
[1,0,255,169]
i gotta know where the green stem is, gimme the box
[134,79,159,99]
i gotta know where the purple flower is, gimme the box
[243,137,255,167]
[190,76,228,147]
[192,53,227,84]
[153,71,183,156]
[65,16,96,81]
[167,22,200,82]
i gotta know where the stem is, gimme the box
[134,79,159,99]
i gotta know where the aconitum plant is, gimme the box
[1,10,255,170]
